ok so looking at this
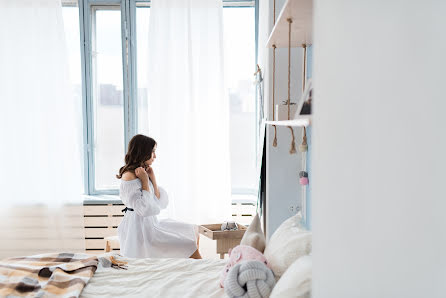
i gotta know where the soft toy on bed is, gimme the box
[220,245,272,288]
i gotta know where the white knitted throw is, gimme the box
[224,260,276,298]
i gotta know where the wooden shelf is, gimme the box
[266,115,311,127]
[267,0,313,48]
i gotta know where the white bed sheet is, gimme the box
[81,257,226,298]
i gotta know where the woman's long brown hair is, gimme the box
[116,134,157,179]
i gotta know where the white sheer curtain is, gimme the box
[0,0,85,258]
[146,0,232,224]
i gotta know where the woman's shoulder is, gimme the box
[121,171,137,181]
[120,172,141,193]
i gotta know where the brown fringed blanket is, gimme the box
[0,252,126,297]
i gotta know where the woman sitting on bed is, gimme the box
[116,134,202,259]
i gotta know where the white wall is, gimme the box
[258,0,306,239]
[313,1,446,297]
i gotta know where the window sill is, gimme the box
[83,194,122,205]
[83,194,257,205]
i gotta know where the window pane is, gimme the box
[223,7,257,193]
[62,2,84,193]
[136,6,150,135]
[92,8,124,190]
[62,4,82,91]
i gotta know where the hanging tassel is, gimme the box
[290,141,297,154]
[299,127,308,152]
[273,125,278,147]
[272,45,278,148]
[286,19,295,155]
[289,126,296,154]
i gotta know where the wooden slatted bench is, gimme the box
[83,196,257,253]
[83,196,124,254]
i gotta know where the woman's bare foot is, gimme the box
[190,249,202,259]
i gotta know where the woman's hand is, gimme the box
[135,167,149,188]
[145,165,156,181]
[135,167,149,191]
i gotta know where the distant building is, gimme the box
[100,84,123,106]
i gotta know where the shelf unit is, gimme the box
[266,0,313,127]
[265,115,311,127]
[267,0,313,49]
[264,0,313,229]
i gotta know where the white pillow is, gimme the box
[264,213,312,278]
[270,255,312,298]
[240,213,266,253]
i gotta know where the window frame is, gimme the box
[72,0,257,195]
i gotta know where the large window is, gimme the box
[223,6,257,194]
[62,0,257,196]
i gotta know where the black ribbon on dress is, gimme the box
[121,207,134,213]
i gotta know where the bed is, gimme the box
[0,214,310,298]
[81,213,311,298]
[81,257,226,298]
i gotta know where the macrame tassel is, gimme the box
[285,18,296,155]
[273,125,278,147]
[272,45,277,148]
[299,127,308,152]
[289,126,296,154]
[290,141,296,154]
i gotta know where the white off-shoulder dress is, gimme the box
[117,179,198,258]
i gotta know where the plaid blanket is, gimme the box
[0,252,126,298]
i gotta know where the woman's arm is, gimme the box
[126,188,161,217]
[123,168,166,216]
[150,176,161,199]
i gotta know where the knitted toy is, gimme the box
[224,261,275,298]
[220,245,272,287]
